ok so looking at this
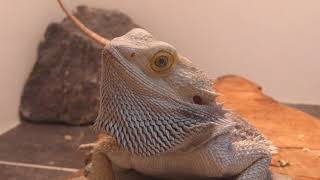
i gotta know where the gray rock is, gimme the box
[20,6,139,125]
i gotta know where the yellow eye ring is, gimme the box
[150,51,175,73]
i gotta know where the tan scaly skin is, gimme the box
[57,1,292,180]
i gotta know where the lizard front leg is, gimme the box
[83,134,118,180]
[88,151,114,180]
[236,156,271,180]
[209,134,272,180]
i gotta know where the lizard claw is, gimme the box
[78,143,97,150]
[83,162,92,177]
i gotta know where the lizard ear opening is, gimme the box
[57,0,109,47]
[193,95,204,105]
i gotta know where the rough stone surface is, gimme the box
[20,6,139,125]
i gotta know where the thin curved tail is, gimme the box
[57,0,109,47]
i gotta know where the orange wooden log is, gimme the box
[213,75,320,180]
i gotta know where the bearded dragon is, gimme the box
[57,1,288,180]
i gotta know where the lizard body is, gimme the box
[93,29,275,180]
[57,1,278,179]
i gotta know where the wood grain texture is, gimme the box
[213,75,320,180]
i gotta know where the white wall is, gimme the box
[0,0,319,133]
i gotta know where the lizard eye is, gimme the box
[150,51,175,72]
[155,56,168,67]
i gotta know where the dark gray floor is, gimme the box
[0,122,96,180]
[0,104,319,180]
[0,164,70,180]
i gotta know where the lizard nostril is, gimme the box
[193,95,203,105]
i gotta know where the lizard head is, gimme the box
[106,28,218,106]
[96,29,230,155]
[58,0,230,156]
